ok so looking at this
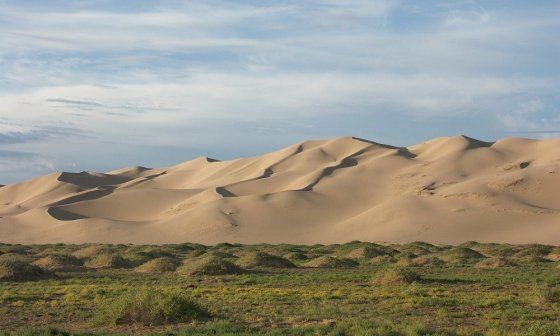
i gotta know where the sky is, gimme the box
[0,0,559,184]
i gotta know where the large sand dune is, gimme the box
[1,135,559,244]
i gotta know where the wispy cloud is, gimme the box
[0,149,57,183]
[0,0,558,183]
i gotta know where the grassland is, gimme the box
[1,241,560,335]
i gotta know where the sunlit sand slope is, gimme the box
[1,136,559,244]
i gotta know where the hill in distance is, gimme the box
[0,135,559,244]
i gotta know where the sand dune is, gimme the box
[1,135,559,244]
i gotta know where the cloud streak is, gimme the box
[0,0,558,183]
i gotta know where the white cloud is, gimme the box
[0,150,57,183]
[1,72,555,147]
[0,0,558,182]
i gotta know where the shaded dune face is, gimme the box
[0,135,559,245]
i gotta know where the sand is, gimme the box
[0,135,559,244]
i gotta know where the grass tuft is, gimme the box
[177,255,243,275]
[235,251,295,269]
[474,257,516,269]
[439,247,485,264]
[303,256,358,268]
[135,257,180,273]
[373,266,422,285]
[32,254,83,272]
[0,258,52,281]
[92,289,210,326]
[84,253,128,269]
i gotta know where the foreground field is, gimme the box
[1,241,560,335]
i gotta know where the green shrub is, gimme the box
[481,245,520,257]
[84,253,128,269]
[439,247,485,264]
[0,253,32,263]
[200,251,236,259]
[475,257,515,269]
[373,266,422,285]
[536,286,560,304]
[0,258,52,281]
[235,251,295,268]
[72,245,113,260]
[32,254,83,272]
[368,255,395,265]
[92,289,210,325]
[283,251,308,261]
[303,256,358,268]
[135,257,180,273]
[0,326,72,335]
[513,245,554,264]
[514,245,553,258]
[521,322,560,336]
[177,255,243,276]
[412,254,443,267]
[403,241,443,252]
[0,245,31,255]
[343,246,391,260]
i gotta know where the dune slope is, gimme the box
[1,135,559,244]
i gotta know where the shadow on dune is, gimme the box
[47,207,88,221]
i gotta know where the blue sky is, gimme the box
[0,0,559,183]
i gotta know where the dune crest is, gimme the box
[1,135,559,244]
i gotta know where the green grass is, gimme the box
[373,266,422,285]
[0,242,559,335]
[91,289,209,326]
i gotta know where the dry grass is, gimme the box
[303,256,358,268]
[135,257,180,273]
[235,252,295,269]
[177,255,243,276]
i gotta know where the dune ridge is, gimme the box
[1,135,559,244]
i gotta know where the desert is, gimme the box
[1,135,559,245]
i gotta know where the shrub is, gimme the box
[337,242,397,256]
[395,257,414,267]
[545,247,560,262]
[199,251,235,259]
[514,245,553,258]
[0,258,52,281]
[92,289,210,325]
[0,253,32,263]
[481,245,520,257]
[72,245,114,260]
[177,256,243,276]
[398,242,443,256]
[404,241,443,252]
[122,246,176,267]
[344,246,390,260]
[0,326,71,335]
[0,245,31,255]
[439,247,485,264]
[283,251,308,261]
[124,245,175,258]
[536,286,560,304]
[513,245,554,264]
[412,255,443,267]
[32,254,83,272]
[475,257,515,269]
[235,251,295,268]
[394,251,417,260]
[84,253,128,269]
[515,255,551,264]
[135,257,180,273]
[303,256,358,268]
[368,255,395,265]
[120,252,152,267]
[373,266,422,285]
